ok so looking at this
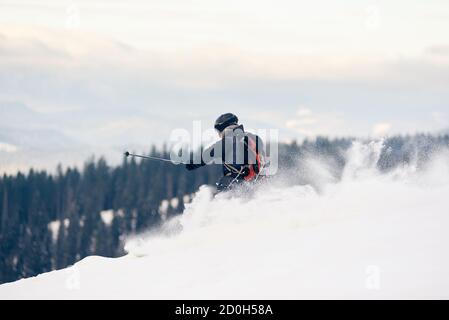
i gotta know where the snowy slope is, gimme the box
[1,141,449,299]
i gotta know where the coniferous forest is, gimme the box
[1,134,448,284]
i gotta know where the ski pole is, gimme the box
[124,151,181,164]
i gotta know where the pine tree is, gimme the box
[1,183,8,234]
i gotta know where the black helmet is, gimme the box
[214,113,238,132]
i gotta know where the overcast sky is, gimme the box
[1,0,449,158]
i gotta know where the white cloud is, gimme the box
[285,107,346,138]
[296,108,313,117]
[426,45,449,57]
[95,118,150,134]
[0,142,19,153]
[372,122,392,137]
[431,112,448,127]
[4,0,449,58]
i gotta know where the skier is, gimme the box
[185,113,266,192]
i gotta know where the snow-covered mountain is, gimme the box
[1,141,449,299]
[0,100,173,173]
[0,101,126,173]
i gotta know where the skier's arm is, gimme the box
[185,153,206,171]
[185,141,220,171]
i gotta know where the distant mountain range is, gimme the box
[0,101,105,173]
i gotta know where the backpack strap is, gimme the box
[243,135,264,181]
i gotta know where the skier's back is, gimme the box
[186,113,265,191]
